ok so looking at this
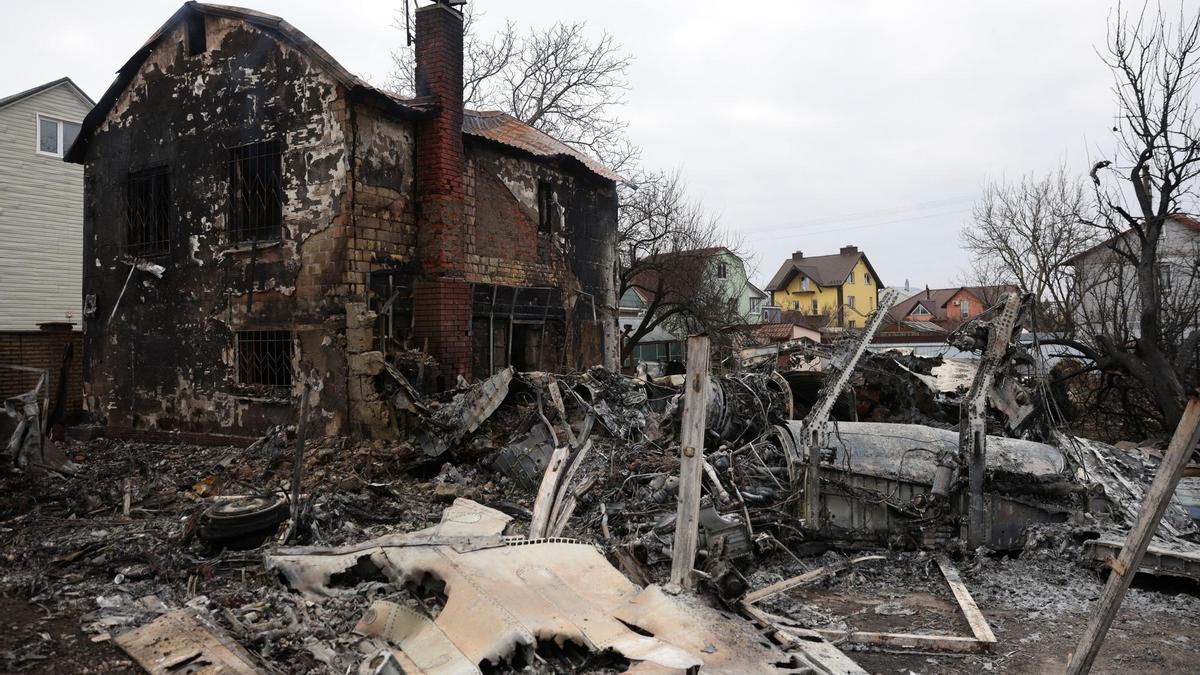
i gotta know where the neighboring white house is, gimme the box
[1067,214,1200,341]
[0,77,94,330]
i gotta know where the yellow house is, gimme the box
[763,245,883,329]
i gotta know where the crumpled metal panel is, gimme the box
[268,499,861,674]
[792,421,1067,484]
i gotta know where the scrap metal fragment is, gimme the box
[354,601,478,674]
[269,499,857,673]
[418,368,513,456]
[113,609,262,674]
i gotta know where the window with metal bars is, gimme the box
[236,330,293,390]
[228,140,282,243]
[125,167,171,255]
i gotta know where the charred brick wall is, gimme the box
[0,329,83,438]
[80,17,359,440]
[411,2,472,383]
[462,142,619,372]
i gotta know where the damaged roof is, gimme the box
[461,109,624,183]
[64,2,621,184]
[764,249,882,292]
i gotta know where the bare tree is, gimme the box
[391,5,638,173]
[961,167,1096,335]
[617,169,747,360]
[1080,4,1200,429]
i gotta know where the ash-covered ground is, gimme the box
[3,432,1199,674]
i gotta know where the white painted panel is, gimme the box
[0,83,91,330]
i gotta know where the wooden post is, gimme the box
[670,335,711,590]
[1066,394,1200,674]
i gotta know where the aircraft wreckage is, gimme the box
[5,291,1200,674]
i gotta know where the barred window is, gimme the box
[236,330,293,389]
[229,140,282,242]
[125,167,170,255]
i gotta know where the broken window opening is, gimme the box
[186,13,207,56]
[369,270,415,355]
[537,181,559,234]
[228,140,283,243]
[125,167,171,256]
[236,329,293,391]
[471,284,563,378]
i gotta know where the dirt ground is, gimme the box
[3,436,1199,674]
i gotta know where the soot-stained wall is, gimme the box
[79,12,617,441]
[81,17,360,439]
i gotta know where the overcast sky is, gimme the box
[2,1,1180,289]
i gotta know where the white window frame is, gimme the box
[800,278,810,291]
[847,296,856,309]
[716,262,728,279]
[35,113,81,159]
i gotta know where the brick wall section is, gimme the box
[0,329,83,436]
[412,279,472,385]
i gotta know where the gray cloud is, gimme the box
[2,0,1171,288]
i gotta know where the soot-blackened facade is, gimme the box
[68,2,619,442]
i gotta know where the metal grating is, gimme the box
[125,167,170,255]
[228,140,283,242]
[236,329,293,390]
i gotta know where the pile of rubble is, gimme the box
[4,293,1200,674]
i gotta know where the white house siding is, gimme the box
[1073,219,1200,339]
[0,83,90,330]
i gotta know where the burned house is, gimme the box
[66,1,620,441]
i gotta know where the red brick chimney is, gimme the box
[411,0,471,387]
[414,1,466,272]
[839,245,858,256]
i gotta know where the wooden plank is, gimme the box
[811,629,990,654]
[670,335,710,589]
[1067,395,1200,675]
[744,555,885,605]
[528,445,570,539]
[936,555,996,645]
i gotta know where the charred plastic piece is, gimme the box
[199,495,290,549]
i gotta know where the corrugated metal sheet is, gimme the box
[0,82,90,330]
[462,110,623,183]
